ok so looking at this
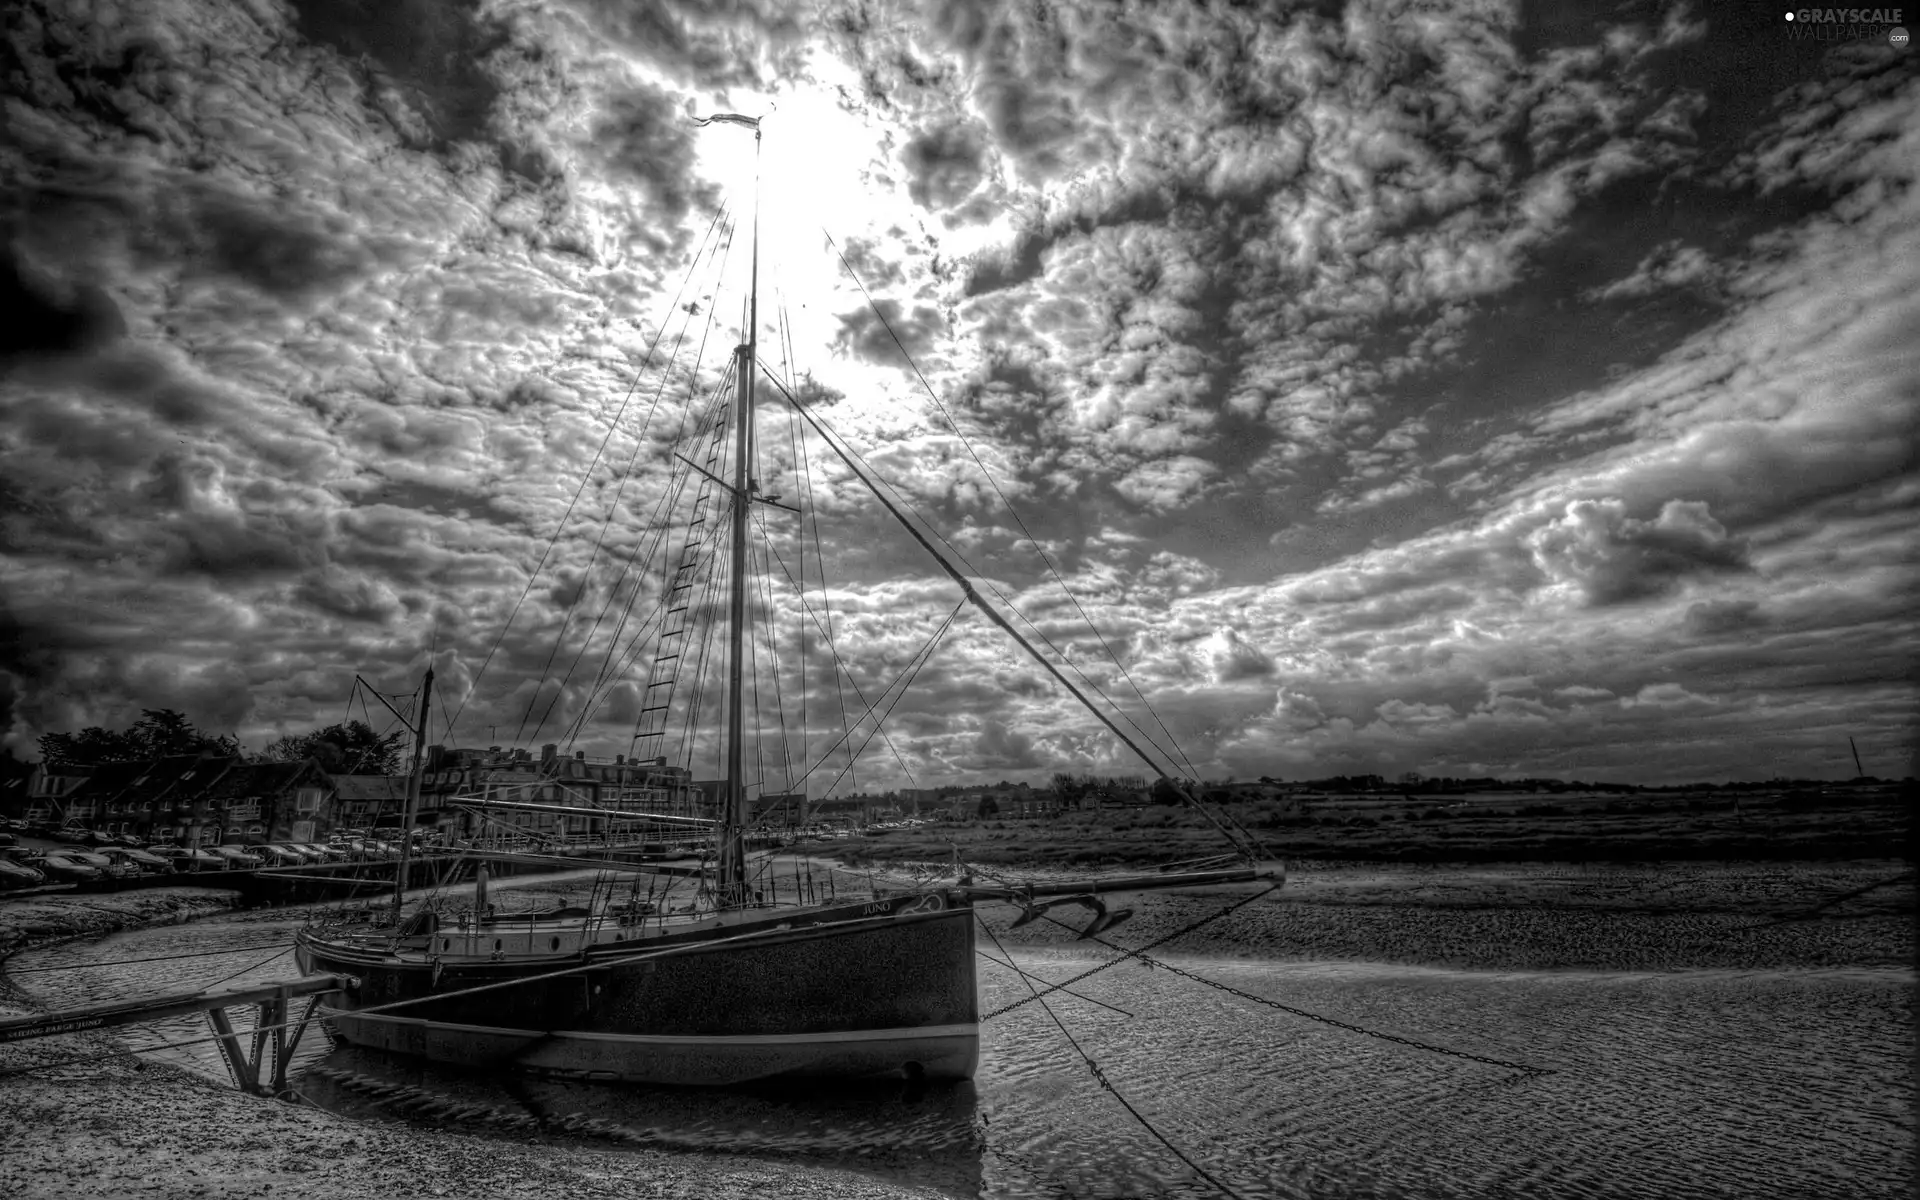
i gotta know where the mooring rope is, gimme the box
[1028,909,1558,1079]
[4,942,296,974]
[983,882,1282,1020]
[975,913,1254,1200]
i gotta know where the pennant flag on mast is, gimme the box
[694,112,760,129]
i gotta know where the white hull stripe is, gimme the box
[328,1010,977,1048]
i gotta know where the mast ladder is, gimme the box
[631,397,733,763]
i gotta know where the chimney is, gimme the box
[541,743,557,763]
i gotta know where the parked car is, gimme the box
[0,858,46,888]
[81,830,122,848]
[98,846,174,875]
[255,844,311,866]
[294,843,347,862]
[58,850,141,882]
[31,853,105,884]
[209,845,265,869]
[53,827,92,845]
[0,832,16,847]
[110,832,147,848]
[148,845,225,873]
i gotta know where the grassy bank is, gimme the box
[804,785,1913,870]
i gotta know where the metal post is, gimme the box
[206,1007,260,1094]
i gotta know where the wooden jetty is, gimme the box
[0,974,351,1097]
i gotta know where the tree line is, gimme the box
[36,708,407,775]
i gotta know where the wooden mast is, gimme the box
[707,113,763,907]
[391,663,434,923]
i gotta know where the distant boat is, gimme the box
[295,115,1274,1085]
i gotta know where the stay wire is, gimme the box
[585,221,746,737]
[760,364,1188,781]
[803,600,959,796]
[754,528,924,789]
[450,201,731,741]
[519,210,739,748]
[599,355,738,744]
[751,509,796,794]
[541,216,738,749]
[824,228,1198,780]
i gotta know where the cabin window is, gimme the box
[550,936,561,951]
[442,939,449,951]
[494,939,502,950]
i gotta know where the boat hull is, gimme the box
[297,898,979,1085]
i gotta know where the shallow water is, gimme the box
[11,914,1914,1199]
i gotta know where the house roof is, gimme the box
[330,774,409,801]
[200,760,320,801]
[68,755,237,805]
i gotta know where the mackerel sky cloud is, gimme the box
[1,0,1913,788]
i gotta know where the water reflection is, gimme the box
[10,916,1914,1200]
[301,1049,985,1197]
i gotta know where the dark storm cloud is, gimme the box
[836,298,946,366]
[592,83,716,238]
[174,183,395,301]
[13,169,407,308]
[0,244,126,362]
[901,122,988,210]
[1684,598,1767,637]
[1526,498,1751,606]
[287,0,505,146]
[565,0,804,88]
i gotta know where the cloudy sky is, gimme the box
[2,0,1914,791]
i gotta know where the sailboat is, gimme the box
[294,115,1276,1086]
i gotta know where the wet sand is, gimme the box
[0,889,943,1200]
[0,859,1909,1198]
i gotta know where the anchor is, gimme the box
[1009,893,1135,939]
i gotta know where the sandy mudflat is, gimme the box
[968,858,1917,971]
[0,889,944,1200]
[0,860,1909,1199]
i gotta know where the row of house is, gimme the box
[0,742,714,848]
[1,743,1312,846]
